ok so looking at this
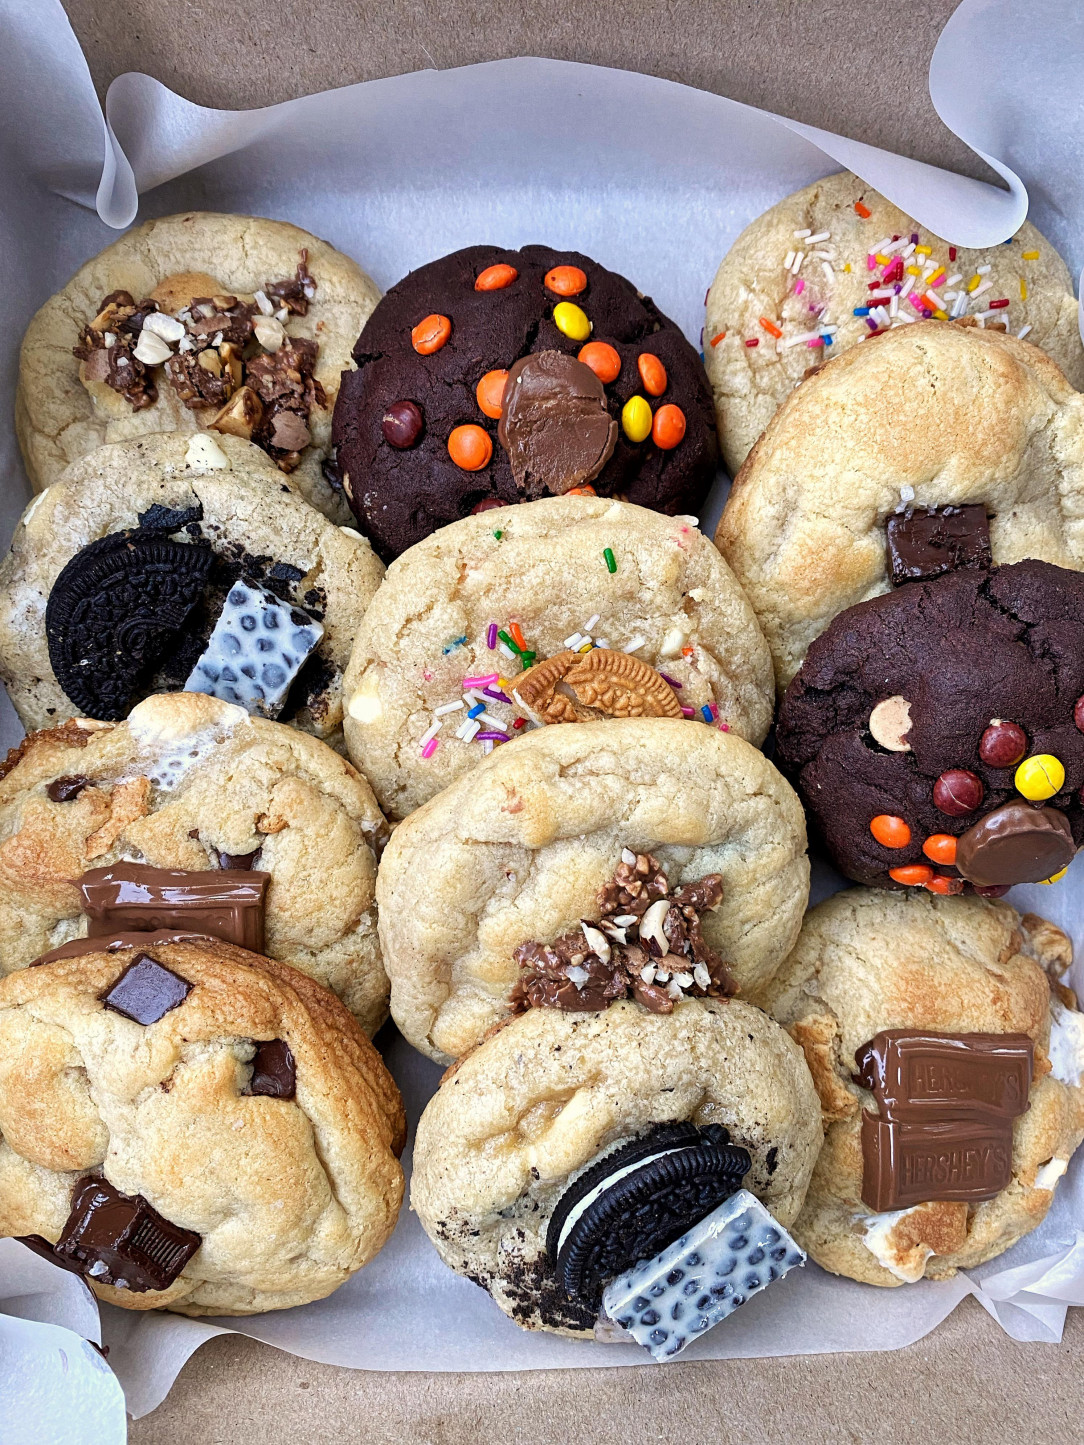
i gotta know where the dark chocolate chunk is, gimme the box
[497,351,617,497]
[46,775,90,802]
[45,531,213,720]
[82,862,269,952]
[137,502,204,533]
[545,1123,750,1308]
[215,848,261,871]
[955,802,1075,886]
[16,1234,84,1274]
[248,1039,296,1099]
[55,1177,200,1292]
[100,953,192,1025]
[886,504,991,585]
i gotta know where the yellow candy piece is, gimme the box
[1040,866,1070,885]
[622,395,653,443]
[1014,753,1065,802]
[553,301,592,342]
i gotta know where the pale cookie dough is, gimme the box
[0,935,405,1314]
[0,693,390,1035]
[377,718,809,1062]
[714,322,1084,690]
[0,432,384,739]
[705,170,1084,475]
[411,997,821,1335]
[761,888,1084,1286]
[16,211,381,522]
[343,496,774,819]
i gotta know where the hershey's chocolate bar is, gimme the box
[860,1113,1014,1212]
[81,862,269,953]
[854,1030,1033,1122]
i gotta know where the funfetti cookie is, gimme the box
[705,170,1084,475]
[17,211,380,523]
[776,560,1084,895]
[0,934,405,1314]
[376,719,809,1063]
[411,997,820,1342]
[714,322,1084,690]
[342,496,774,819]
[762,889,1084,1286]
[0,433,383,740]
[331,245,719,559]
[0,693,389,1035]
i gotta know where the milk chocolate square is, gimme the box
[81,862,269,952]
[886,504,991,584]
[854,1030,1033,1122]
[860,1113,1015,1211]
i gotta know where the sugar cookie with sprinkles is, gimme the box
[342,495,773,819]
[331,245,719,559]
[705,171,1084,475]
[410,996,820,1337]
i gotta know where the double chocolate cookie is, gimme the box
[775,560,1084,893]
[332,245,719,558]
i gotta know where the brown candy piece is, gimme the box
[496,350,617,497]
[886,504,992,584]
[46,775,90,802]
[381,400,424,449]
[861,1114,1015,1212]
[248,1039,297,1099]
[514,648,684,724]
[978,720,1027,768]
[954,802,1076,887]
[81,862,269,952]
[932,769,984,817]
[101,953,192,1025]
[54,1177,201,1292]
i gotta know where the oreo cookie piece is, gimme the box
[45,530,213,720]
[545,1122,751,1308]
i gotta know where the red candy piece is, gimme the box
[979,720,1027,768]
[933,769,984,817]
[1074,695,1084,733]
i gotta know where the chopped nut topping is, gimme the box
[509,851,734,1015]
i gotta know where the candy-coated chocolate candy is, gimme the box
[621,395,653,444]
[652,403,686,450]
[470,498,507,514]
[545,265,587,296]
[476,369,509,419]
[889,864,934,886]
[411,313,451,354]
[447,424,492,472]
[637,353,668,397]
[922,834,958,865]
[979,720,1027,768]
[933,769,984,816]
[1040,866,1070,884]
[578,341,621,384]
[381,400,424,448]
[1075,695,1084,733]
[870,815,911,849]
[1015,754,1065,801]
[974,883,1011,897]
[475,263,518,291]
[553,301,592,342]
[925,874,964,895]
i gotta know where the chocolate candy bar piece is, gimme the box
[82,862,269,953]
[184,581,323,719]
[248,1039,296,1099]
[55,1177,201,1292]
[602,1189,804,1362]
[860,1113,1014,1212]
[886,504,991,584]
[854,1030,1033,1122]
[101,952,192,1025]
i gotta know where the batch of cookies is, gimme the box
[1,174,1083,1358]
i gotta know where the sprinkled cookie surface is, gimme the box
[331,245,718,558]
[342,496,773,819]
[705,171,1084,475]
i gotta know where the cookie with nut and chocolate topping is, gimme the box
[331,244,719,558]
[775,559,1084,894]
[17,211,380,523]
[0,933,404,1314]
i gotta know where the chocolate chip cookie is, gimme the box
[762,889,1084,1285]
[0,934,404,1314]
[0,692,389,1034]
[775,560,1084,894]
[332,245,719,558]
[17,211,381,523]
[0,433,383,740]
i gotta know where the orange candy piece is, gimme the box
[578,341,621,385]
[869,815,911,849]
[475,264,518,291]
[889,864,934,886]
[637,353,668,397]
[922,834,958,865]
[476,369,509,419]
[545,265,587,296]
[447,424,493,471]
[412,314,451,355]
[652,404,686,450]
[566,484,597,496]
[925,874,965,896]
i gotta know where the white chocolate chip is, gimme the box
[185,434,230,472]
[869,695,913,752]
[141,311,186,343]
[132,330,173,366]
[348,688,384,724]
[659,626,687,659]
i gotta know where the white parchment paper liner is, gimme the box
[0,0,1081,1421]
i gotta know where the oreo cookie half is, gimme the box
[545,1122,751,1308]
[46,531,213,719]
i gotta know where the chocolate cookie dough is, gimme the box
[332,245,719,558]
[775,560,1084,892]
